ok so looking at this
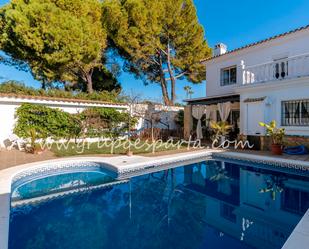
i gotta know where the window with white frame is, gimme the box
[220,66,237,86]
[281,100,309,126]
[281,187,309,215]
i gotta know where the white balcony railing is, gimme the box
[242,53,309,85]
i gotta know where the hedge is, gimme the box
[14,103,134,140]
[14,103,80,139]
[0,81,123,103]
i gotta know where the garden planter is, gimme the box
[271,144,282,155]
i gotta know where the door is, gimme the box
[246,102,264,135]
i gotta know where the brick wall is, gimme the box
[285,136,309,148]
[241,135,309,151]
[261,135,309,150]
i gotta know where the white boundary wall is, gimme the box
[0,95,183,147]
[0,95,127,147]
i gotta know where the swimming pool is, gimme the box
[8,159,309,249]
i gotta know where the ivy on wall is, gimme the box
[14,103,80,139]
[80,107,137,137]
[14,104,136,140]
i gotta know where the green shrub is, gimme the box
[80,107,137,137]
[0,81,38,95]
[0,81,122,103]
[14,103,80,139]
[81,107,128,124]
[14,104,136,140]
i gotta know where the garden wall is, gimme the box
[0,94,183,148]
[0,94,127,147]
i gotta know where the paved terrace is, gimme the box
[1,147,309,170]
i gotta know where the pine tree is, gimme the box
[102,0,211,105]
[0,0,107,93]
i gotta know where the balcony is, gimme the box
[242,53,309,85]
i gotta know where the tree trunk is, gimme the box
[158,52,172,106]
[160,78,171,106]
[166,41,176,105]
[85,72,93,94]
[41,80,46,90]
[170,79,176,104]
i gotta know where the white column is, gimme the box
[238,60,245,85]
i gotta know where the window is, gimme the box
[220,203,236,223]
[282,100,309,126]
[281,187,309,215]
[221,66,237,86]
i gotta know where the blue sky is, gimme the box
[1,0,309,103]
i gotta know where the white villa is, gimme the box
[185,25,309,148]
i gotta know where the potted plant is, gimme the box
[210,121,233,144]
[259,120,285,155]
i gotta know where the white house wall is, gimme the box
[239,79,309,136]
[205,28,309,97]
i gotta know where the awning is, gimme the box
[184,94,240,105]
[243,97,266,103]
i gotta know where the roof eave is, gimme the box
[200,24,309,63]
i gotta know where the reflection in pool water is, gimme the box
[11,171,115,201]
[9,160,309,249]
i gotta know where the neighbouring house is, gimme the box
[133,103,183,130]
[185,25,309,149]
[0,94,183,148]
[130,103,184,140]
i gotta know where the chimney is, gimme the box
[213,43,227,56]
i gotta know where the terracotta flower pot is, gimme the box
[271,144,282,155]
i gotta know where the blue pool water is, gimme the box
[11,171,114,200]
[9,160,309,249]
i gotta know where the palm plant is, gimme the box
[259,120,285,145]
[184,86,192,98]
[259,120,285,155]
[25,127,42,153]
[210,121,233,141]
